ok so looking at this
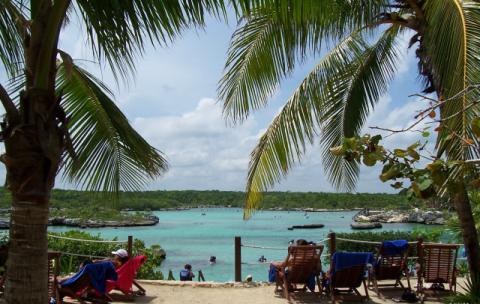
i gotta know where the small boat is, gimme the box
[350,222,382,230]
[288,224,325,230]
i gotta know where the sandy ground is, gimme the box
[103,279,465,304]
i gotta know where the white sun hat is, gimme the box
[111,249,128,258]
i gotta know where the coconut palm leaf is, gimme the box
[321,25,400,191]
[423,1,480,162]
[74,0,230,82]
[56,61,168,193]
[219,0,389,123]
[243,28,399,218]
[0,0,25,77]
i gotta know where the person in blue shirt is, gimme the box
[179,264,195,281]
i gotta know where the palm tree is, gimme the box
[218,0,480,280]
[0,0,253,302]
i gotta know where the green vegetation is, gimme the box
[0,187,416,223]
[49,208,153,225]
[0,187,412,211]
[333,230,442,255]
[47,231,164,280]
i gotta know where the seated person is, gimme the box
[270,239,311,268]
[58,261,117,300]
[95,249,130,269]
[268,239,321,289]
[57,249,129,299]
[179,264,195,281]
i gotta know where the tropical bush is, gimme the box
[445,275,480,304]
[331,230,442,256]
[0,187,414,211]
[47,231,164,279]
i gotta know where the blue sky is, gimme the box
[0,14,430,193]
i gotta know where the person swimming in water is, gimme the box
[209,256,217,264]
[258,255,267,263]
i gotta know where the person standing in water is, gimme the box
[179,264,195,281]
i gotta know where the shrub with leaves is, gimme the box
[332,229,442,256]
[445,275,480,303]
[47,231,164,279]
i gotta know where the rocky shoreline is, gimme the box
[353,208,445,225]
[0,214,159,229]
[148,206,364,212]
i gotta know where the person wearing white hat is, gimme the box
[110,249,130,268]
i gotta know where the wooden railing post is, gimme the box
[167,270,175,281]
[235,236,242,282]
[417,236,424,260]
[416,236,424,278]
[198,270,206,282]
[328,232,336,256]
[127,235,133,257]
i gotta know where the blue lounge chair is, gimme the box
[368,240,410,296]
[324,252,374,303]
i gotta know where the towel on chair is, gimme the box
[61,261,118,294]
[268,263,317,291]
[332,252,374,274]
[381,240,409,256]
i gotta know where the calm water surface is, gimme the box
[49,208,429,282]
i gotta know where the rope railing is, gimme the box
[317,238,330,244]
[423,241,464,247]
[241,237,331,252]
[48,234,128,244]
[241,244,285,250]
[48,234,134,258]
[53,251,109,259]
[335,237,381,245]
[335,237,419,245]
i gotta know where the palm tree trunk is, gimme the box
[1,89,62,303]
[452,184,480,280]
[4,200,49,304]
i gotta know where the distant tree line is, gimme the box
[0,187,416,211]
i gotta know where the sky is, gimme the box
[0,12,432,194]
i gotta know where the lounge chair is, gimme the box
[324,252,374,303]
[368,240,410,296]
[275,245,323,300]
[58,261,118,303]
[106,255,147,298]
[416,243,459,302]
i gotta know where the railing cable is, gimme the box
[48,234,127,244]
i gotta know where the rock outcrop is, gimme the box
[0,215,159,229]
[47,215,160,228]
[353,209,445,225]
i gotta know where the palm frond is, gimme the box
[0,0,25,78]
[321,25,400,190]
[423,0,479,163]
[75,0,229,82]
[243,31,394,218]
[56,62,168,194]
[219,0,389,123]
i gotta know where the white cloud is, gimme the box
[364,94,435,150]
[133,98,258,190]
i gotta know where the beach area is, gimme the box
[108,280,466,304]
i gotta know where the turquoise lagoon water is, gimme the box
[49,208,428,282]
